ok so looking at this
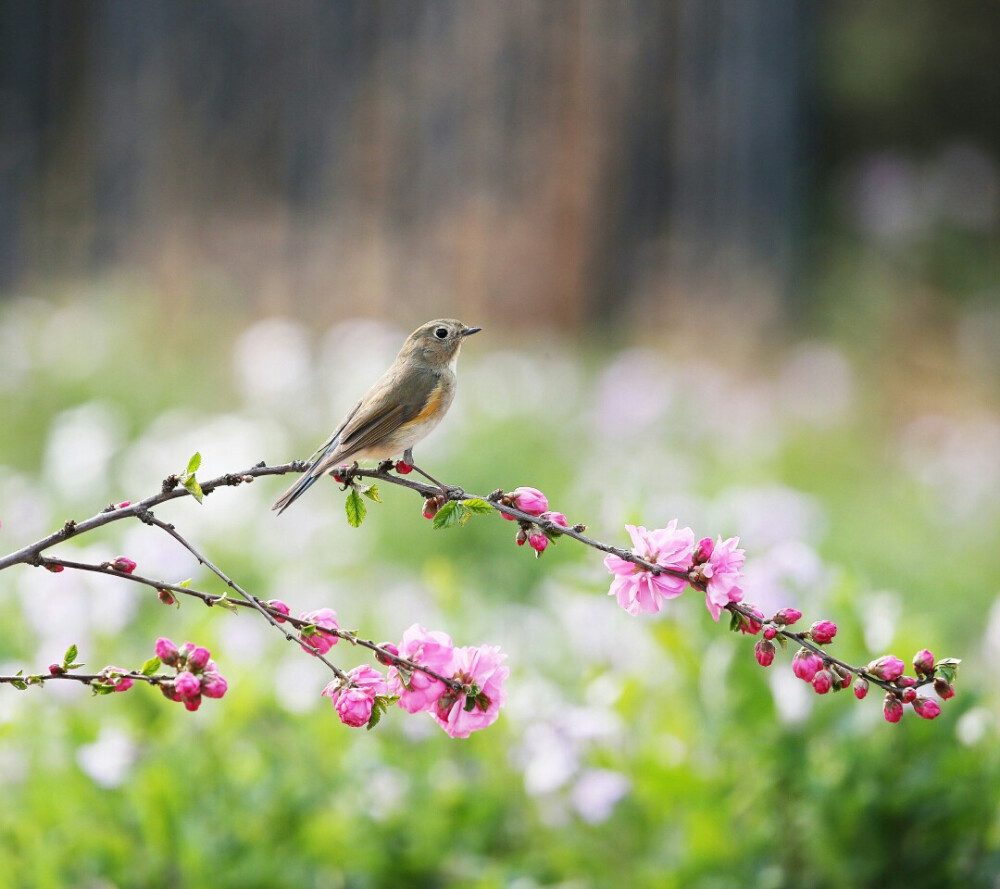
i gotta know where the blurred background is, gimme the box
[1,2,998,887]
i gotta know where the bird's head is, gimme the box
[402,319,481,367]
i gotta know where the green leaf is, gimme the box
[141,657,161,676]
[360,484,382,503]
[729,612,742,632]
[186,452,202,474]
[11,679,28,690]
[91,683,115,695]
[345,489,367,527]
[214,596,239,614]
[462,498,494,515]
[433,501,470,530]
[63,644,78,669]
[366,702,384,731]
[182,474,204,504]
[776,634,788,652]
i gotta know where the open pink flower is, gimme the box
[433,644,509,739]
[701,536,746,621]
[604,522,694,616]
[335,687,376,727]
[386,624,455,713]
[299,608,340,655]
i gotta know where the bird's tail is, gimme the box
[271,471,322,515]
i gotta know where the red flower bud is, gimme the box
[883,694,904,723]
[853,677,869,699]
[912,649,935,676]
[933,678,955,700]
[111,557,137,574]
[812,669,833,695]
[912,697,941,720]
[902,687,917,704]
[44,563,65,573]
[267,599,291,623]
[809,620,837,645]
[395,460,413,475]
[375,643,399,666]
[772,608,802,626]
[515,528,528,546]
[528,531,548,554]
[157,589,176,606]
[48,663,65,676]
[754,640,775,667]
[693,537,714,564]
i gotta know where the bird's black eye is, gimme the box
[434,327,448,339]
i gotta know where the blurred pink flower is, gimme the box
[387,624,455,713]
[912,697,941,720]
[528,532,548,554]
[186,645,211,673]
[702,536,745,621]
[267,599,291,623]
[201,672,228,699]
[155,637,179,666]
[299,608,340,655]
[433,644,509,739]
[335,687,376,727]
[175,671,200,698]
[883,694,904,723]
[739,606,764,636]
[604,522,694,616]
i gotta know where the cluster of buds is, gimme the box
[871,650,958,723]
[154,637,228,712]
[501,487,572,556]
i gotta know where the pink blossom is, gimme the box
[763,626,777,641]
[183,695,202,712]
[186,645,211,673]
[201,672,228,699]
[868,655,906,681]
[809,620,837,645]
[812,669,833,695]
[897,675,917,688]
[323,665,388,704]
[902,687,917,704]
[433,644,509,739]
[701,536,746,621]
[175,671,201,698]
[693,537,714,564]
[755,640,775,667]
[267,599,291,623]
[912,649,935,675]
[528,531,548,554]
[160,682,182,703]
[335,687,376,727]
[883,694,904,723]
[773,608,802,626]
[111,557,137,574]
[604,522,694,616]
[913,697,941,719]
[739,607,764,636]
[155,637,180,666]
[792,649,823,682]
[48,664,64,676]
[101,667,133,693]
[509,486,548,517]
[853,677,869,699]
[541,510,568,528]
[375,642,400,666]
[387,624,455,713]
[299,608,340,655]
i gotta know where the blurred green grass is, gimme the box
[0,290,998,888]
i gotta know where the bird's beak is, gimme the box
[461,326,482,337]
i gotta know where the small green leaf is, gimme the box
[462,498,494,515]
[11,679,28,690]
[141,657,161,676]
[186,452,202,474]
[345,489,367,527]
[214,596,239,614]
[360,484,382,503]
[366,703,384,731]
[475,691,492,712]
[182,474,204,504]
[300,624,318,637]
[776,634,788,651]
[729,612,742,632]
[91,683,115,695]
[433,501,470,529]
[63,644,78,668]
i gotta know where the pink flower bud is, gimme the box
[853,677,869,699]
[809,620,837,645]
[160,682,182,702]
[335,687,376,727]
[868,655,906,682]
[157,589,176,606]
[763,626,777,640]
[693,537,714,564]
[897,675,917,688]
[422,498,441,520]
[740,607,764,636]
[201,672,228,699]
[115,501,131,509]
[155,637,180,666]
[299,608,340,655]
[183,694,202,712]
[186,646,211,673]
[45,563,64,573]
[772,608,802,626]
[175,671,200,698]
[934,678,955,699]
[375,643,399,666]
[528,531,548,554]
[883,694,904,723]
[902,687,917,703]
[509,487,548,517]
[111,557,137,575]
[540,510,568,529]
[754,640,775,667]
[912,649,935,676]
[49,663,65,675]
[515,528,528,546]
[812,669,833,695]
[792,649,823,682]
[912,697,941,720]
[267,599,291,623]
[394,460,413,474]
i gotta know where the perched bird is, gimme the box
[272,318,481,514]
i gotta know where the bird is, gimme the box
[272,318,481,515]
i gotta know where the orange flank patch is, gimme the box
[412,384,444,425]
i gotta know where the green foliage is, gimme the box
[345,488,367,527]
